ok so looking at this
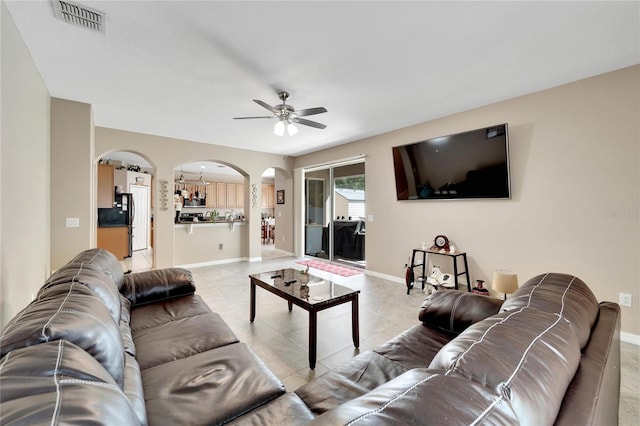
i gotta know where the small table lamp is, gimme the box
[493,270,518,300]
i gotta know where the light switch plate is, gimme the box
[66,218,79,228]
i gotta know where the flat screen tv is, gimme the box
[392,124,510,200]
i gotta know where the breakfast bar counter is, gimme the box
[174,221,247,266]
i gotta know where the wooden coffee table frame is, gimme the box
[250,271,360,370]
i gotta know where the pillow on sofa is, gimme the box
[419,290,503,335]
[0,283,125,388]
[120,268,195,306]
[501,272,599,348]
[0,340,139,425]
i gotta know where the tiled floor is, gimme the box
[129,250,639,423]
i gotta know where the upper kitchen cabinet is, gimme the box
[261,184,275,209]
[236,184,245,209]
[98,164,114,208]
[115,169,151,191]
[216,182,227,208]
[205,184,216,207]
[226,183,237,208]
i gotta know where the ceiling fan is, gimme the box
[234,91,327,136]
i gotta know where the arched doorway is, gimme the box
[97,151,155,272]
[173,160,249,267]
[260,167,293,260]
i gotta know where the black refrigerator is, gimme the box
[97,193,134,257]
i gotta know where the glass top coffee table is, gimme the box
[249,268,360,370]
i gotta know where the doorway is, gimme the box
[97,151,154,272]
[130,184,150,251]
[304,160,365,267]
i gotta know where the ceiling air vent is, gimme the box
[51,0,106,33]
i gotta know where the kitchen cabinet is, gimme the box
[206,184,216,207]
[216,182,227,207]
[97,226,129,259]
[115,169,151,192]
[261,184,275,209]
[226,183,236,208]
[236,184,244,208]
[98,164,114,208]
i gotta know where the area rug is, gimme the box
[296,259,363,277]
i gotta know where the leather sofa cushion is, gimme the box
[41,262,122,323]
[121,268,195,306]
[0,283,125,388]
[296,351,410,414]
[68,248,125,289]
[308,368,519,425]
[134,311,239,370]
[374,323,456,369]
[226,393,315,425]
[119,294,135,356]
[0,341,139,425]
[129,294,213,331]
[123,353,147,426]
[555,302,621,426]
[430,307,581,425]
[501,272,599,348]
[419,289,503,334]
[141,342,285,426]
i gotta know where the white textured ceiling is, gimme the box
[5,1,639,156]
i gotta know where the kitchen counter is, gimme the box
[174,221,247,267]
[175,220,246,225]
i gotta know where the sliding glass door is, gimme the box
[304,160,365,267]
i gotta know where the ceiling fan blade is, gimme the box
[253,99,278,115]
[292,117,327,129]
[233,116,274,119]
[294,107,327,117]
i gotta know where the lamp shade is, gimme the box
[493,270,518,296]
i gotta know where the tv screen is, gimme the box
[392,124,510,200]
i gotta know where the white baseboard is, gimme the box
[177,257,247,269]
[621,332,640,345]
[364,269,405,285]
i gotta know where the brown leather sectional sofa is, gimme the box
[296,273,621,424]
[1,248,620,425]
[0,249,313,425]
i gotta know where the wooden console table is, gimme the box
[407,249,471,294]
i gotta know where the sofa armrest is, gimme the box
[120,268,195,306]
[419,290,503,335]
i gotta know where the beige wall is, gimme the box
[174,223,247,266]
[95,127,294,266]
[274,168,294,252]
[295,66,640,337]
[50,98,94,269]
[1,2,51,327]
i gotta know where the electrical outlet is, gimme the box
[619,292,632,307]
[218,243,223,250]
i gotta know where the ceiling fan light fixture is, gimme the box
[287,122,298,136]
[274,120,285,136]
